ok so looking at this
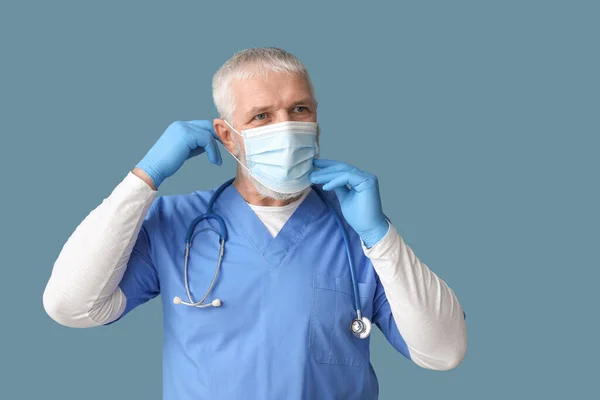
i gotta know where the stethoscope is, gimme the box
[172,178,372,339]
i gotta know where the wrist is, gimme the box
[132,167,158,191]
[359,219,389,248]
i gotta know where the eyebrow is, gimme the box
[246,105,272,117]
[289,97,314,107]
[245,98,316,118]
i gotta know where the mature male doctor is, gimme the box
[43,47,467,400]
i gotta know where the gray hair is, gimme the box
[212,47,315,122]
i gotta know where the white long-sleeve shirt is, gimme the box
[43,172,467,371]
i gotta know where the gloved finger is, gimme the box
[351,172,377,192]
[325,172,374,192]
[185,121,218,147]
[187,147,206,159]
[332,185,350,204]
[310,163,364,183]
[310,171,349,184]
[186,124,222,165]
[311,163,358,177]
[321,173,352,190]
[313,159,356,170]
[203,138,223,166]
[184,120,215,132]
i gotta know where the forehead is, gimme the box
[230,71,314,113]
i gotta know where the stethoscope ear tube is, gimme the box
[174,296,222,308]
[176,234,225,309]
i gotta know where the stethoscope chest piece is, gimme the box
[351,316,372,339]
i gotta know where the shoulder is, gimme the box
[146,183,223,224]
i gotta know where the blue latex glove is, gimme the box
[310,159,389,248]
[136,120,222,188]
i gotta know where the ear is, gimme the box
[213,118,239,154]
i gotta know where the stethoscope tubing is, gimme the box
[311,187,362,316]
[182,179,363,318]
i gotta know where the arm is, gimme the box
[365,221,467,370]
[42,171,157,328]
[43,120,222,328]
[309,159,467,371]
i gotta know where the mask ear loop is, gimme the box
[220,120,253,175]
[222,119,242,137]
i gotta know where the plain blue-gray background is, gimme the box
[1,0,598,399]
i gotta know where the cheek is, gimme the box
[232,136,245,157]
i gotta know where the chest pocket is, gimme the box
[309,272,377,367]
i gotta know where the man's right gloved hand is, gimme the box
[135,120,222,189]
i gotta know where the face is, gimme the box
[215,71,317,149]
[214,71,318,199]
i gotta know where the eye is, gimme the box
[254,113,268,121]
[293,106,308,113]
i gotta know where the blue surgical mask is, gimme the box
[223,120,319,194]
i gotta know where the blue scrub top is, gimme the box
[112,182,410,400]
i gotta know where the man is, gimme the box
[43,47,467,399]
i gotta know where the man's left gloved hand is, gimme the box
[310,159,389,248]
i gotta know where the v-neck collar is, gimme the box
[213,183,328,271]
